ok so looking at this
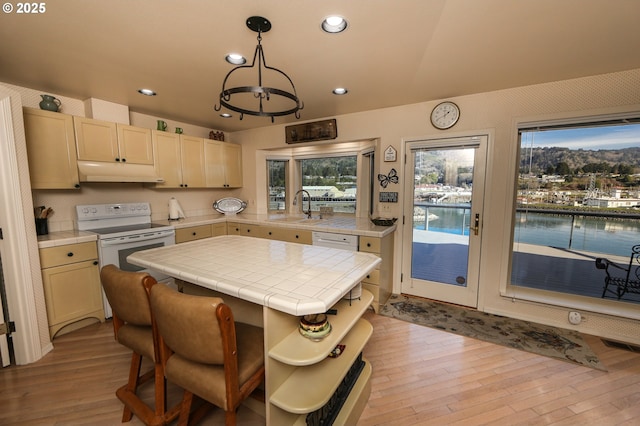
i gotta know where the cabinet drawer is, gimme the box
[211,222,227,236]
[39,242,98,268]
[359,236,380,253]
[362,268,380,285]
[175,225,212,243]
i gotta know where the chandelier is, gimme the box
[215,16,303,122]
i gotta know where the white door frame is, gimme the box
[0,89,48,365]
[401,134,488,307]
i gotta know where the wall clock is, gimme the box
[430,101,460,130]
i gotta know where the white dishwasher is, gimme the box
[312,231,362,299]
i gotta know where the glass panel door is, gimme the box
[402,136,487,307]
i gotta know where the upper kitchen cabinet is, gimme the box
[204,140,243,188]
[74,117,153,165]
[23,108,80,189]
[152,131,205,188]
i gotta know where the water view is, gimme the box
[414,205,640,258]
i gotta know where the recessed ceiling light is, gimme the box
[322,16,348,33]
[225,53,246,65]
[138,88,156,96]
[333,87,348,95]
[220,113,232,118]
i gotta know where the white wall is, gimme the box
[232,68,640,344]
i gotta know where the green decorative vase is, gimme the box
[39,94,61,112]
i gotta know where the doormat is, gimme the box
[380,294,606,371]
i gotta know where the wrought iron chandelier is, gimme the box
[215,16,303,122]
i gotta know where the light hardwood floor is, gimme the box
[0,311,638,425]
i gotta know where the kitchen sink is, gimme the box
[268,215,324,224]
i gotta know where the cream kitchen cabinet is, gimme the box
[153,131,206,188]
[227,222,264,238]
[23,108,80,189]
[175,224,212,243]
[74,117,154,165]
[359,234,394,312]
[263,226,312,245]
[39,242,105,338]
[204,139,243,188]
[211,222,227,236]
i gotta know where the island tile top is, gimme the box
[127,235,381,316]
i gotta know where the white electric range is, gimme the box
[76,202,175,318]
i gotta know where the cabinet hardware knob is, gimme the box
[122,158,126,162]
[367,243,371,247]
[93,261,99,265]
[74,184,80,188]
[115,158,120,162]
[192,232,196,236]
[295,235,299,239]
[67,252,74,257]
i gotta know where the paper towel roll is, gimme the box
[169,197,184,220]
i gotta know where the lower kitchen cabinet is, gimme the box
[227,221,264,238]
[359,233,394,313]
[39,242,104,338]
[175,224,212,243]
[265,290,374,425]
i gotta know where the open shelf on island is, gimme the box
[269,319,373,414]
[269,290,373,366]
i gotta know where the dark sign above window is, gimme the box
[286,119,337,144]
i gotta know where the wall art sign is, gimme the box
[285,119,337,144]
[384,145,397,162]
[379,192,398,203]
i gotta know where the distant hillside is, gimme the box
[521,147,640,175]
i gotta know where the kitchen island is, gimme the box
[128,235,381,425]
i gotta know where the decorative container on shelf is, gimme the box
[39,94,61,112]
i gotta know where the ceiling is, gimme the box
[1,0,639,132]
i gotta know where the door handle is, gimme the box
[470,213,480,236]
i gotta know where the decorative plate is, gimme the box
[213,197,247,215]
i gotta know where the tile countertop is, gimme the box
[127,235,381,316]
[156,213,397,238]
[37,230,97,249]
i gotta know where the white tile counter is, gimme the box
[37,230,97,249]
[127,235,381,316]
[153,212,396,238]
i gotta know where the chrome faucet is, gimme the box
[293,189,312,218]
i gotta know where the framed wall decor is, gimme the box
[384,145,397,162]
[285,118,337,144]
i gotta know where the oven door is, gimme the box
[97,230,175,317]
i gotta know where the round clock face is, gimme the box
[431,101,460,130]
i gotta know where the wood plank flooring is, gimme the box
[0,311,638,425]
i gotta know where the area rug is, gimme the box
[380,294,607,371]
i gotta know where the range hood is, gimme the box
[77,161,164,183]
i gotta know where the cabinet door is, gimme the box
[41,260,103,326]
[23,108,80,189]
[74,116,119,162]
[152,130,182,188]
[116,124,154,165]
[223,143,243,188]
[180,135,206,188]
[175,225,212,243]
[204,139,226,187]
[204,140,243,188]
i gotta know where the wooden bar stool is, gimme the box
[149,284,265,426]
[100,264,180,425]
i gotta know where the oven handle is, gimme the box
[100,230,175,246]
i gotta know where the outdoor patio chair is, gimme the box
[595,244,640,300]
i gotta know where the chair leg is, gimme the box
[154,362,166,418]
[177,390,194,426]
[122,352,143,422]
[225,409,237,426]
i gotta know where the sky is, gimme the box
[521,123,640,150]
